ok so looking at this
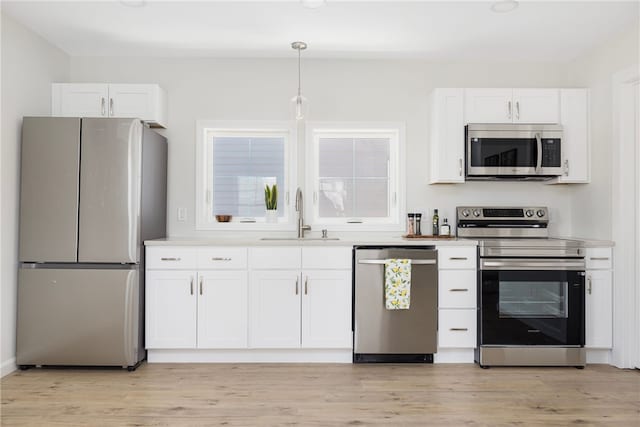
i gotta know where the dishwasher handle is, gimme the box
[358,259,436,265]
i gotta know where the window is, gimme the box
[196,121,295,230]
[306,123,404,230]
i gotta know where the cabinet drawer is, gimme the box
[437,247,477,269]
[586,247,612,270]
[438,270,476,308]
[302,247,352,270]
[146,247,197,269]
[249,247,302,270]
[197,247,247,269]
[438,309,476,348]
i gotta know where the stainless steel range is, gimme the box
[457,206,586,368]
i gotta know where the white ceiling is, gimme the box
[2,1,638,61]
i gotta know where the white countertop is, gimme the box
[144,236,479,247]
[145,235,614,248]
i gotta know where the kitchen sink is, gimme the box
[260,237,340,241]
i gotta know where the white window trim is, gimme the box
[305,121,406,232]
[195,120,297,231]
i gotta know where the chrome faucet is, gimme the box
[295,187,311,238]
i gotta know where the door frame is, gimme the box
[611,65,640,369]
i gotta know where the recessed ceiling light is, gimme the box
[301,0,327,9]
[490,0,519,13]
[119,0,146,7]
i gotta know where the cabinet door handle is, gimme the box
[304,277,308,295]
[587,275,592,295]
[589,257,610,261]
[449,257,468,261]
[199,276,203,295]
[101,97,106,116]
[161,257,181,261]
[458,158,463,177]
[190,277,194,295]
[450,288,469,292]
[564,159,569,176]
[295,277,299,295]
[450,328,468,332]
[516,101,520,120]
[109,98,114,116]
[508,101,512,119]
[211,257,232,261]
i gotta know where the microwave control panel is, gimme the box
[541,138,562,167]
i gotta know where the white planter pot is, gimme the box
[265,210,278,223]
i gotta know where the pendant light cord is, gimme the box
[297,47,302,98]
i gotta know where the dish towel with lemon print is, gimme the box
[384,259,412,310]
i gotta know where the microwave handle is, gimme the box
[535,132,542,171]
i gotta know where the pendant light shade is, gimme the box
[291,41,308,121]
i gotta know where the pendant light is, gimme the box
[291,41,309,121]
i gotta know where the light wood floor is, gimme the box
[1,363,638,426]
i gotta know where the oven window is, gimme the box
[470,138,536,167]
[498,281,568,318]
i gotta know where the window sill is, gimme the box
[195,221,297,232]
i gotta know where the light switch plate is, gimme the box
[177,207,187,222]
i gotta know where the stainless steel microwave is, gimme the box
[465,124,563,180]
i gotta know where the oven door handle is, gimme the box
[481,259,585,271]
[535,132,543,172]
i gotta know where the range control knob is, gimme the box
[525,209,535,217]
[461,209,470,217]
[473,209,481,217]
[537,209,546,217]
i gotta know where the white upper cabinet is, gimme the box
[429,88,465,183]
[512,89,560,124]
[549,89,590,184]
[464,88,559,124]
[464,88,514,124]
[51,84,109,118]
[52,83,167,128]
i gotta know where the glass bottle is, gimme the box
[432,209,439,236]
[407,213,415,235]
[440,218,451,236]
[415,213,422,236]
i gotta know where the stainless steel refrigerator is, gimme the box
[16,117,167,370]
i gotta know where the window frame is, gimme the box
[195,120,297,231]
[305,122,406,231]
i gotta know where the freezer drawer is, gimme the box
[16,267,142,368]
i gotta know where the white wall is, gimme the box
[70,57,574,237]
[567,27,640,239]
[1,12,69,376]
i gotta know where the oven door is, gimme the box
[480,266,585,346]
[466,127,563,177]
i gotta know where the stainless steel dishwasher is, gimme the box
[353,246,438,363]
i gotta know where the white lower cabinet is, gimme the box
[248,247,353,350]
[436,245,477,362]
[249,270,302,348]
[302,270,352,348]
[146,270,197,349]
[198,271,248,348]
[145,247,249,350]
[585,247,613,350]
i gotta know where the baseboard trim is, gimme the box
[586,348,612,364]
[147,349,353,363]
[434,348,475,363]
[1,357,17,378]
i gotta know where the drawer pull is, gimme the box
[589,257,609,261]
[450,288,469,292]
[450,328,468,332]
[190,277,194,295]
[161,257,181,261]
[211,257,232,261]
[449,257,468,261]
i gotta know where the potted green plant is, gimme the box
[264,184,278,223]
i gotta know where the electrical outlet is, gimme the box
[177,207,187,222]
